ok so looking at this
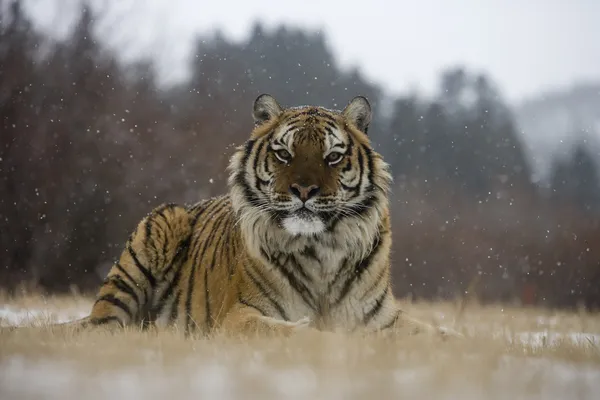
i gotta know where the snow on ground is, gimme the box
[512,331,600,348]
[1,304,600,399]
[0,305,89,326]
[0,347,599,399]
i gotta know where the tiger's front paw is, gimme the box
[438,326,465,340]
[258,315,312,336]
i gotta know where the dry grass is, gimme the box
[1,293,600,399]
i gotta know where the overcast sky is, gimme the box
[26,0,600,103]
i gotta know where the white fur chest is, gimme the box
[261,239,368,332]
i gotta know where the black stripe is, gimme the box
[350,193,378,217]
[215,218,230,273]
[282,125,297,137]
[187,201,203,214]
[127,244,157,288]
[185,203,230,333]
[187,199,219,238]
[115,262,147,306]
[264,152,274,174]
[334,234,382,306]
[285,117,302,126]
[345,135,354,157]
[155,210,172,268]
[262,250,316,310]
[155,263,182,317]
[188,201,230,265]
[195,209,229,272]
[246,266,288,321]
[319,210,337,227]
[360,268,387,302]
[253,139,267,189]
[338,139,360,199]
[224,221,234,279]
[145,205,176,268]
[236,174,262,208]
[364,285,389,325]
[114,263,136,285]
[187,199,213,220]
[238,296,269,317]
[340,181,359,192]
[277,124,298,147]
[169,290,181,324]
[231,232,239,276]
[355,147,364,196]
[328,257,350,291]
[144,221,154,259]
[184,204,221,329]
[155,203,177,213]
[90,316,123,326]
[151,270,181,323]
[329,144,347,153]
[160,241,181,279]
[257,178,270,190]
[209,212,230,271]
[156,237,190,307]
[319,112,337,123]
[106,275,141,309]
[184,262,198,334]
[341,161,353,174]
[161,215,192,279]
[234,140,266,209]
[324,119,337,130]
[323,125,334,136]
[158,225,169,271]
[144,215,154,254]
[94,294,133,320]
[192,199,224,228]
[286,253,313,283]
[204,267,212,331]
[203,271,213,332]
[300,246,319,264]
[235,139,256,189]
[326,212,344,232]
[276,258,317,311]
[244,139,256,156]
[363,144,375,192]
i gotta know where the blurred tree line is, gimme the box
[1,2,598,309]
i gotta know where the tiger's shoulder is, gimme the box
[185,194,235,224]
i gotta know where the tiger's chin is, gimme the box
[281,211,325,236]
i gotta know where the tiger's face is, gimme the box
[229,94,390,237]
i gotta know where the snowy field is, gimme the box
[1,295,600,400]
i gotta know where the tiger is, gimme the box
[62,94,454,338]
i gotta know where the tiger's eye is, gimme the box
[275,149,292,162]
[326,152,343,164]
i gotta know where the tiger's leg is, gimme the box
[85,203,193,329]
[219,303,311,338]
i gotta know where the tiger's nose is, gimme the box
[289,183,320,202]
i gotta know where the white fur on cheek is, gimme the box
[282,215,325,236]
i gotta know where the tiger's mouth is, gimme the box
[281,207,326,236]
[293,207,314,219]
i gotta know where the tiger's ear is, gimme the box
[342,96,372,134]
[253,94,283,126]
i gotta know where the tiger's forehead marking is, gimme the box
[273,107,348,153]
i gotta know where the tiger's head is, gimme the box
[229,94,391,242]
